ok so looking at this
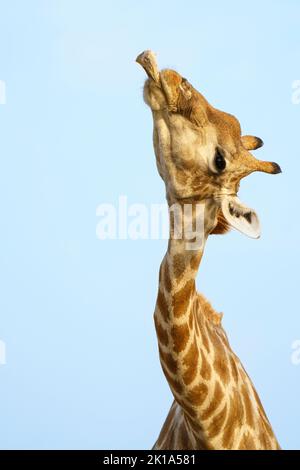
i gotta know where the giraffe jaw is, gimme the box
[220,195,261,239]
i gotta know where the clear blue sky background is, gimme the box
[0,0,299,450]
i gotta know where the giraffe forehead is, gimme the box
[207,108,242,152]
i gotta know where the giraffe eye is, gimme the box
[214,148,226,172]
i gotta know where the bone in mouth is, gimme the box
[229,203,252,223]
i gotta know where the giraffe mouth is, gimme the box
[220,195,261,239]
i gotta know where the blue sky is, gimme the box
[0,0,299,450]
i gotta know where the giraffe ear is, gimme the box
[241,135,264,151]
[221,196,261,239]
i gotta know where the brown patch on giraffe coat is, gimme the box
[222,423,235,449]
[229,353,239,382]
[154,317,169,347]
[207,403,228,439]
[257,408,278,449]
[222,391,244,448]
[173,253,186,279]
[190,253,201,271]
[258,427,271,450]
[159,346,178,375]
[252,386,265,410]
[211,208,230,235]
[173,279,194,318]
[260,426,280,450]
[176,393,196,418]
[241,384,255,428]
[180,401,198,420]
[161,363,183,395]
[197,439,213,451]
[200,347,212,381]
[200,321,211,353]
[253,388,279,447]
[157,289,169,321]
[188,310,194,329]
[171,323,190,353]
[187,383,208,406]
[252,386,275,438]
[187,419,212,450]
[213,354,230,385]
[193,302,210,353]
[262,417,275,438]
[202,380,223,421]
[182,339,199,385]
[195,317,200,335]
[238,432,256,450]
[205,324,229,375]
[164,262,172,292]
[213,330,227,354]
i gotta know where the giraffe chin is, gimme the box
[221,195,261,239]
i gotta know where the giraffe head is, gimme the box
[136,51,281,239]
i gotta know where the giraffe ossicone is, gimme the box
[137,50,281,450]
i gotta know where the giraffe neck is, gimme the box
[154,198,218,427]
[154,197,280,449]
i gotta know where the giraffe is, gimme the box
[136,50,282,450]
